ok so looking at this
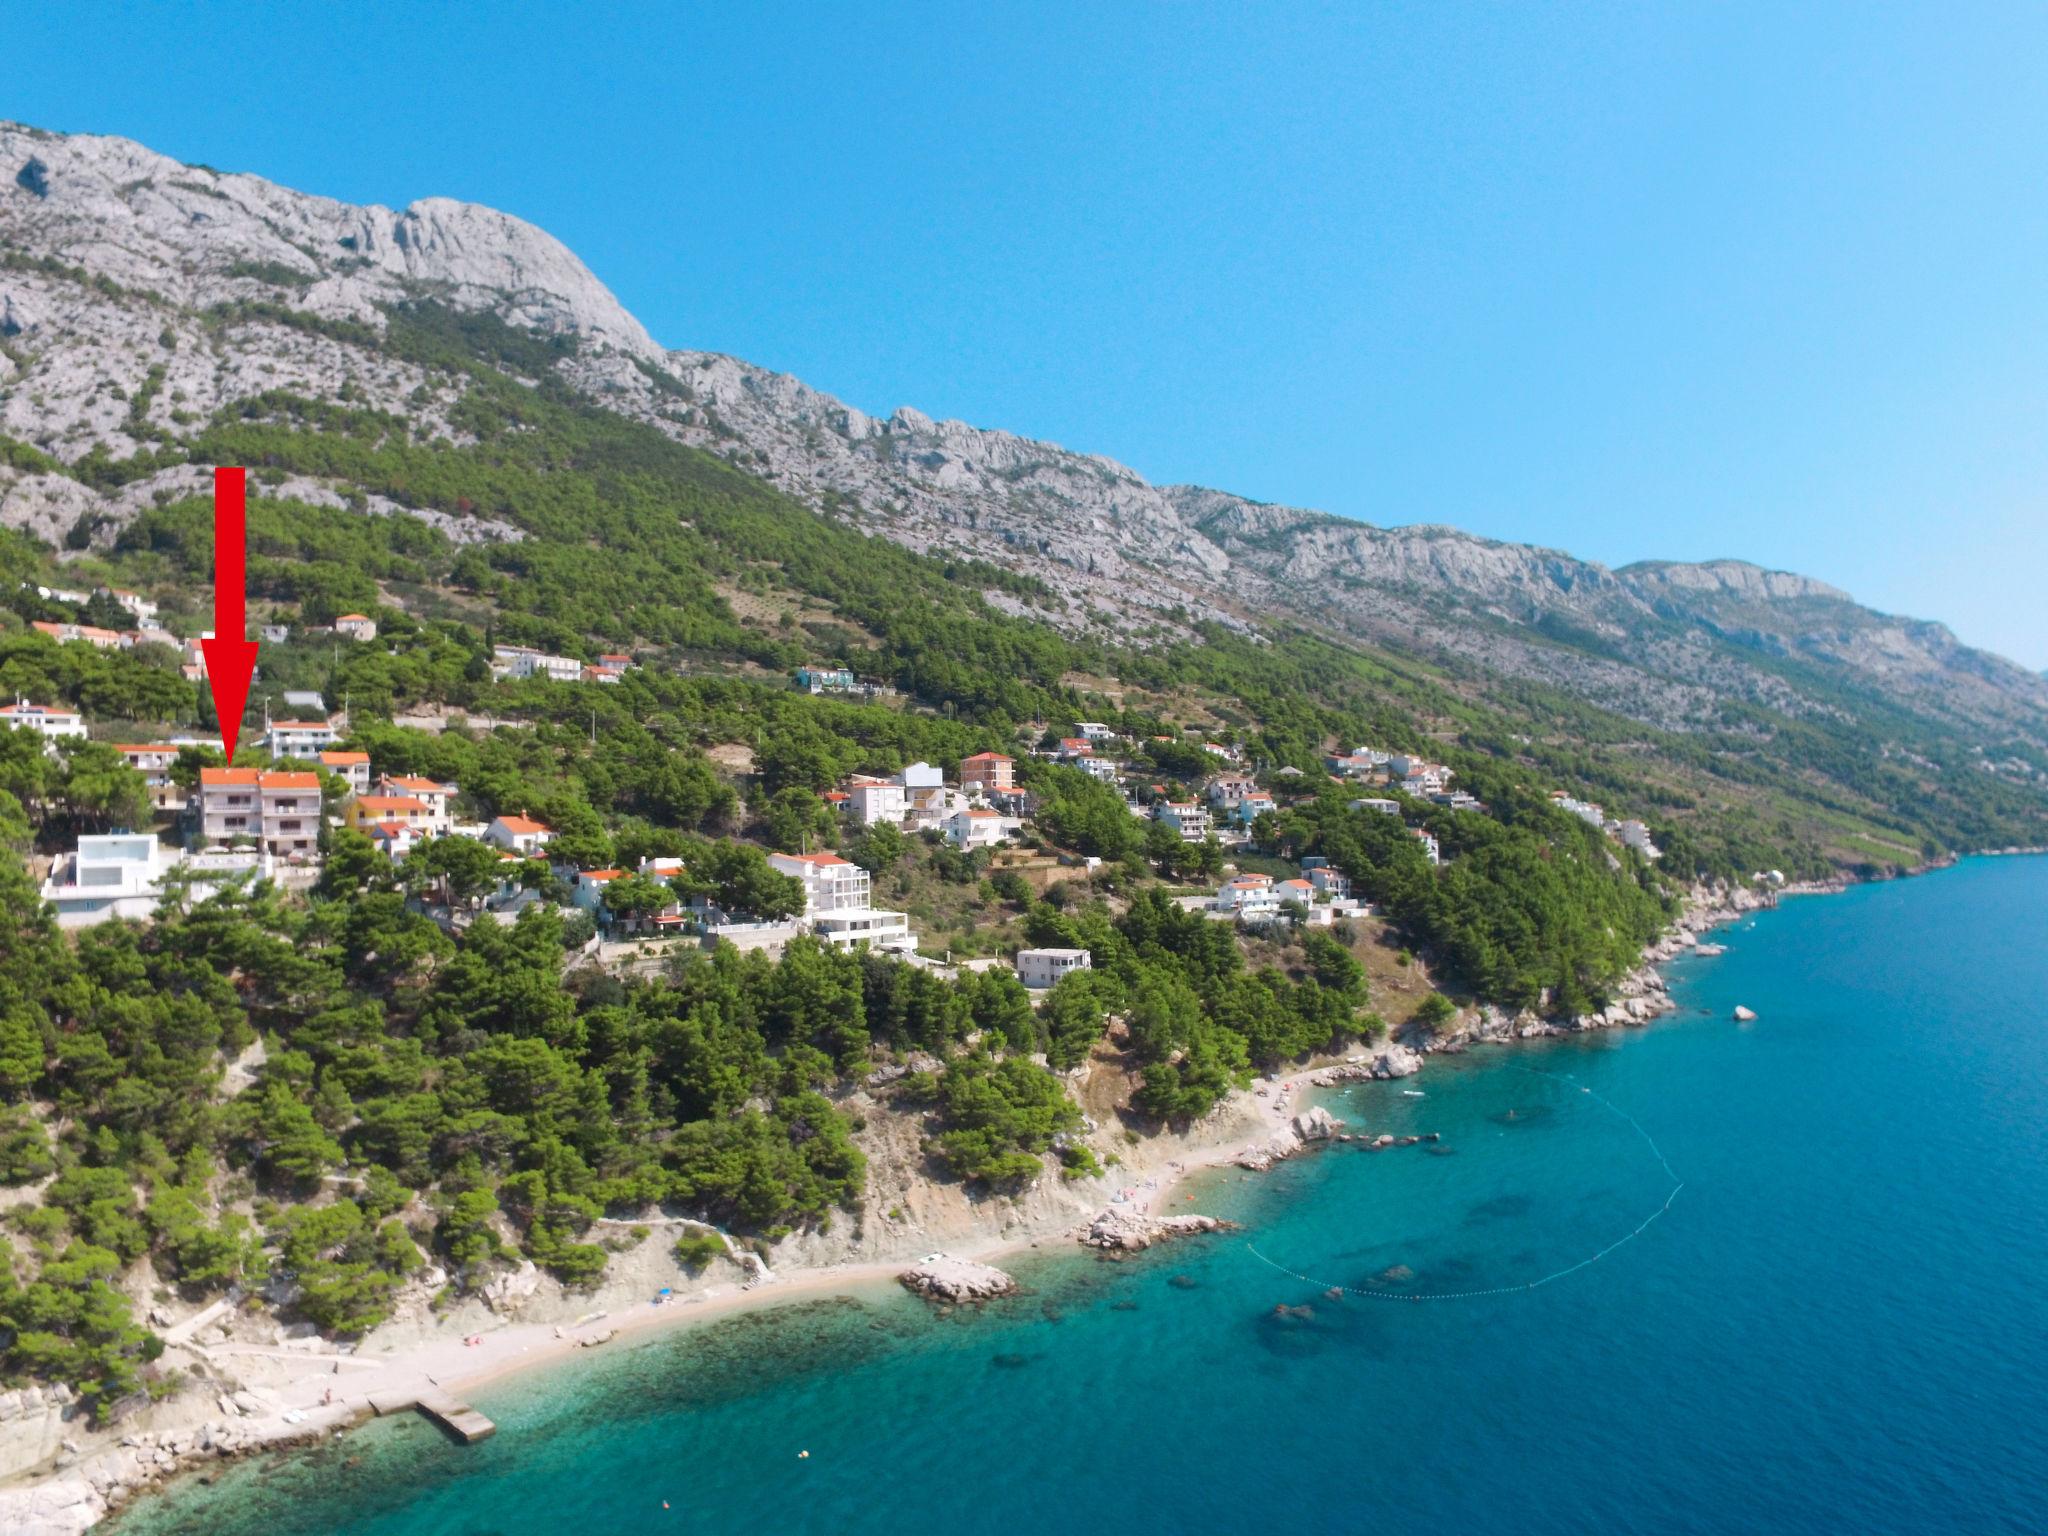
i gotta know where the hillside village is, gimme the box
[9,586,1686,984]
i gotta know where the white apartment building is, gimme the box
[196,769,323,860]
[1307,865,1350,899]
[1216,874,1280,917]
[112,744,185,811]
[1154,800,1211,841]
[1412,828,1441,866]
[1016,947,1093,990]
[1,700,86,747]
[843,777,907,827]
[767,851,915,952]
[1076,722,1117,742]
[491,645,584,683]
[39,835,274,928]
[264,719,341,759]
[768,851,872,913]
[319,750,372,796]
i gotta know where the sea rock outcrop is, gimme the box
[897,1257,1018,1303]
[1080,1211,1236,1252]
[1733,1005,1758,1021]
[1291,1105,1344,1140]
[1311,1044,1424,1083]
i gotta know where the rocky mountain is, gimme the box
[4,118,2045,772]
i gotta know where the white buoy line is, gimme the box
[1245,1066,1684,1302]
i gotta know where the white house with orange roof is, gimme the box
[375,774,457,832]
[319,749,372,796]
[1215,873,1279,917]
[333,613,378,642]
[942,806,1021,850]
[362,819,425,860]
[199,767,322,859]
[483,815,552,856]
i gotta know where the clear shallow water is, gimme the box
[116,857,2048,1536]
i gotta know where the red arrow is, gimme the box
[199,466,259,765]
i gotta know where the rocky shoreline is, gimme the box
[0,867,1965,1533]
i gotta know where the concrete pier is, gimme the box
[368,1387,497,1443]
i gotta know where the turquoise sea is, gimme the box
[115,856,2048,1535]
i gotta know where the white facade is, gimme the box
[1350,797,1401,816]
[1307,865,1350,899]
[333,614,379,642]
[113,744,185,810]
[1613,819,1660,858]
[319,751,372,796]
[1207,776,1259,807]
[1076,722,1117,742]
[1216,875,1280,917]
[1,701,86,746]
[264,719,340,759]
[1074,756,1120,784]
[844,778,906,827]
[768,852,871,914]
[1154,800,1211,841]
[484,816,553,855]
[40,835,274,928]
[198,769,323,860]
[1017,947,1093,990]
[1412,829,1441,866]
[811,908,916,951]
[943,808,1021,850]
[491,646,583,682]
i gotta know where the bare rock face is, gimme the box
[1080,1211,1235,1252]
[4,116,2045,750]
[898,1256,1018,1303]
[481,1259,541,1314]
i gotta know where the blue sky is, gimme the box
[13,2,2047,665]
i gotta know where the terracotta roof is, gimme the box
[493,815,550,835]
[355,795,429,814]
[334,613,371,622]
[200,767,261,786]
[0,701,71,716]
[963,751,1013,762]
[381,775,447,792]
[776,851,852,866]
[320,751,370,765]
[269,720,332,731]
[261,772,321,790]
[580,869,623,882]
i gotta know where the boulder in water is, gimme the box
[1733,1005,1758,1021]
[898,1257,1017,1303]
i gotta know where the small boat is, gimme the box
[1401,1089,1425,1097]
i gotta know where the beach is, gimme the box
[0,877,1790,1533]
